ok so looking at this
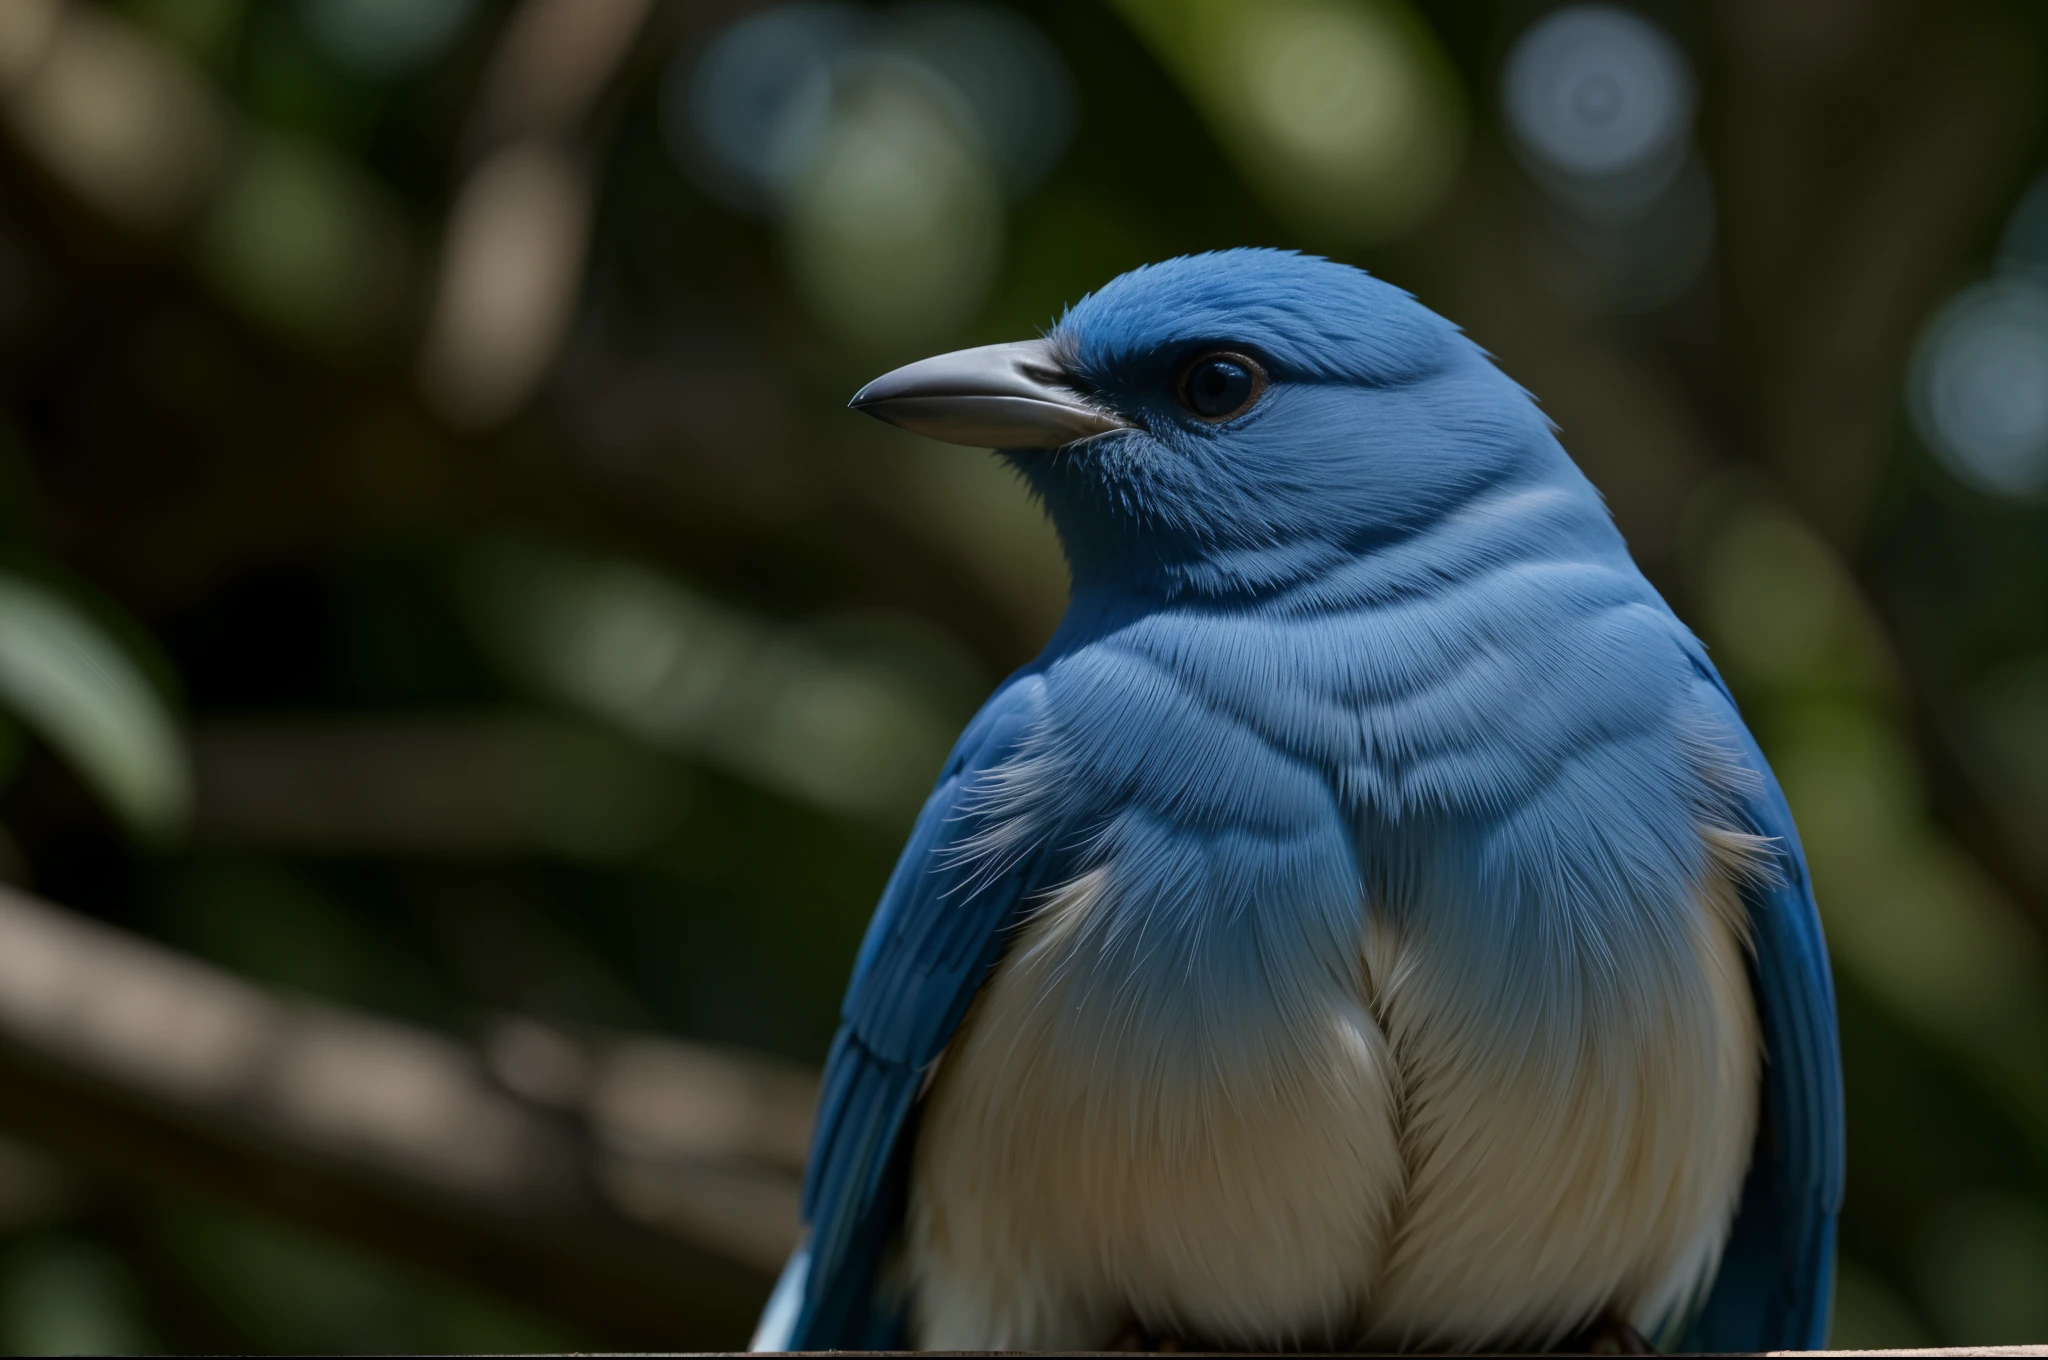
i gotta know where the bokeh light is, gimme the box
[418,144,590,427]
[882,2,1074,196]
[1911,169,2048,500]
[669,1,1071,350]
[1502,4,1693,216]
[1115,0,1463,245]
[783,60,1005,351]
[1239,6,1422,182]
[3,1,224,229]
[197,131,410,353]
[1908,279,2048,499]
[666,3,868,216]
[295,0,478,79]
[0,0,59,90]
[1498,5,1711,311]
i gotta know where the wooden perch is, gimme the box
[0,885,812,1348]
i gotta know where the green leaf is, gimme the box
[0,572,190,837]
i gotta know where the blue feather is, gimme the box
[787,671,1070,1347]
[1680,660,1846,1352]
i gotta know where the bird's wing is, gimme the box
[1681,660,1846,1353]
[765,669,1061,1351]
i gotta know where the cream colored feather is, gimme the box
[904,833,1762,1351]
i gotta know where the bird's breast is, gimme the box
[907,830,1760,1352]
[903,575,1763,1350]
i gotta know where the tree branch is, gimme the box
[0,885,808,1348]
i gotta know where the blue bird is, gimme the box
[752,250,1842,1354]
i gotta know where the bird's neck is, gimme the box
[1042,471,1627,643]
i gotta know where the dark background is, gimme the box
[0,0,2043,1350]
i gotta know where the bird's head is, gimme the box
[852,249,1575,598]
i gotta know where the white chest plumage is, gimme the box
[904,833,1762,1352]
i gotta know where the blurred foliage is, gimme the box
[0,0,2043,1351]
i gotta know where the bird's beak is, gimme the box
[849,339,1133,448]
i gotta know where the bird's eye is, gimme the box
[1176,351,1267,422]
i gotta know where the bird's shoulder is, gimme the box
[841,666,1061,1040]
